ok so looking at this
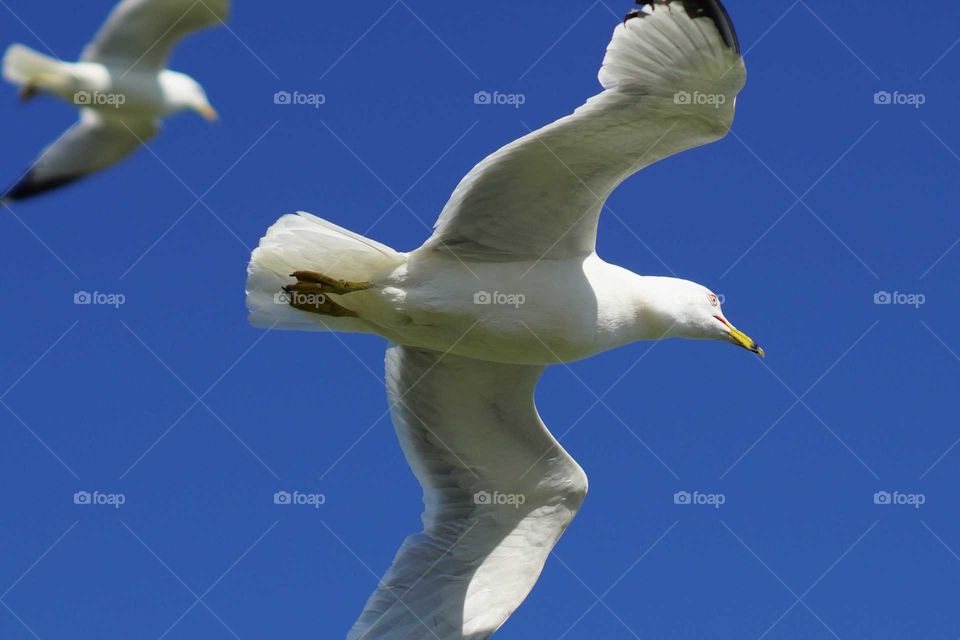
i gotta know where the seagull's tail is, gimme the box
[2,44,66,96]
[246,212,406,333]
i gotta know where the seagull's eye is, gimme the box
[707,293,720,308]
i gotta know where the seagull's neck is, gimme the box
[632,277,684,339]
[621,275,707,343]
[587,261,677,347]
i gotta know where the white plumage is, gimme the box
[426,1,743,261]
[247,2,759,638]
[2,0,229,201]
[349,346,587,639]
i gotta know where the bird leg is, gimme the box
[281,271,370,318]
[18,84,39,102]
[289,270,371,295]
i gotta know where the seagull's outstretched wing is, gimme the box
[423,0,745,261]
[81,0,230,72]
[3,110,157,201]
[349,345,588,640]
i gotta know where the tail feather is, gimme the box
[3,44,64,88]
[246,212,404,332]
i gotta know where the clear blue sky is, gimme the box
[1,1,958,638]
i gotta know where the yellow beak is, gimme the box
[199,104,220,122]
[729,326,764,357]
[716,316,764,357]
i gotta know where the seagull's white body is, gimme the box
[34,61,202,118]
[1,0,228,200]
[365,253,654,365]
[246,2,757,638]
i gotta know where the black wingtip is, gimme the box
[626,0,741,55]
[683,0,740,55]
[2,171,82,203]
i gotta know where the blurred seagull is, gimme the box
[247,1,757,638]
[1,0,229,202]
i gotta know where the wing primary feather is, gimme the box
[627,0,740,54]
[2,172,83,202]
[2,113,158,202]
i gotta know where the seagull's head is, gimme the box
[643,278,764,357]
[189,84,219,122]
[169,74,219,121]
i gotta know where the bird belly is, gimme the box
[66,65,167,116]
[364,253,635,365]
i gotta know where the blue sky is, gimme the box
[1,0,959,638]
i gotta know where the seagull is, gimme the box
[1,0,229,202]
[247,1,756,637]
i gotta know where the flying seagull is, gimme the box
[247,1,755,637]
[1,0,229,202]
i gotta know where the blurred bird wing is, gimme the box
[348,345,588,640]
[3,110,158,201]
[81,0,230,72]
[422,0,745,261]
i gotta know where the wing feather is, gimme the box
[347,346,588,640]
[81,0,230,72]
[421,0,746,261]
[3,110,158,202]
